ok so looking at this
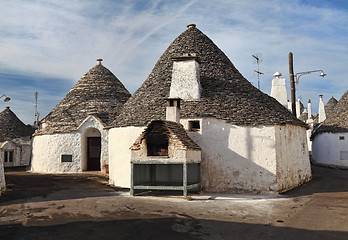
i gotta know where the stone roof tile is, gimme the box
[0,107,35,142]
[110,25,306,128]
[35,61,131,135]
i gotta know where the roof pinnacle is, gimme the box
[97,58,103,65]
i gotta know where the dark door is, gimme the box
[87,137,101,171]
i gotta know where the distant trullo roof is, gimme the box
[324,96,338,118]
[35,60,131,135]
[312,90,348,138]
[0,107,35,142]
[110,25,306,128]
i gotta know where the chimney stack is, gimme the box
[270,72,288,108]
[307,100,312,120]
[165,98,180,123]
[170,54,201,100]
[296,98,302,118]
[318,95,326,123]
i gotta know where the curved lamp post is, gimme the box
[289,52,326,116]
[0,94,11,102]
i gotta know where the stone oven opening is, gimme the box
[146,133,168,156]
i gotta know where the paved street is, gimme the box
[0,165,347,239]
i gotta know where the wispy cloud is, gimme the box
[0,0,347,122]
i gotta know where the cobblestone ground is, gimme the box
[0,165,348,239]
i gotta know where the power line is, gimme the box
[297,88,343,95]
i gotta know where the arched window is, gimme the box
[146,133,168,156]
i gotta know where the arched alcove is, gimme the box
[81,127,101,171]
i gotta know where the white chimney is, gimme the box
[270,72,288,108]
[296,98,302,118]
[170,54,201,100]
[318,95,326,123]
[166,98,180,123]
[307,100,312,120]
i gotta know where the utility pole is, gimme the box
[289,52,296,117]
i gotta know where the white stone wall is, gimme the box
[312,132,348,167]
[182,118,278,193]
[109,126,145,187]
[31,116,108,173]
[170,60,201,100]
[0,155,5,196]
[31,132,82,173]
[274,125,311,192]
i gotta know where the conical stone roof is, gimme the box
[324,96,338,118]
[312,90,348,137]
[0,107,35,142]
[111,25,306,128]
[36,60,131,135]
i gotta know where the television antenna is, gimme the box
[252,54,264,89]
[34,91,40,128]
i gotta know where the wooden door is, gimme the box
[87,137,101,171]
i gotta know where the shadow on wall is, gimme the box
[0,217,347,240]
[189,119,278,194]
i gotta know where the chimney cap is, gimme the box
[187,24,196,28]
[308,99,311,103]
[319,94,323,98]
[273,72,282,78]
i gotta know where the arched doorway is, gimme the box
[81,128,101,171]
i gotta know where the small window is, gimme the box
[4,151,13,162]
[169,99,174,107]
[339,136,345,140]
[61,154,73,162]
[147,134,168,156]
[189,121,200,132]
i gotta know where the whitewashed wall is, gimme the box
[181,118,278,193]
[109,118,311,193]
[312,132,348,167]
[0,156,5,196]
[274,125,311,192]
[31,116,108,173]
[108,126,145,187]
[1,139,31,167]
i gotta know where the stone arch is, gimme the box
[81,127,101,171]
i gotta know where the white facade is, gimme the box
[0,137,31,167]
[109,118,311,193]
[0,156,5,196]
[109,126,146,187]
[31,116,109,173]
[312,132,348,168]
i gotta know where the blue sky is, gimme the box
[0,0,347,124]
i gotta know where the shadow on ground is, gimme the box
[0,172,126,206]
[0,217,347,240]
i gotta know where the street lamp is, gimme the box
[0,94,11,102]
[288,52,326,117]
[294,70,326,84]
